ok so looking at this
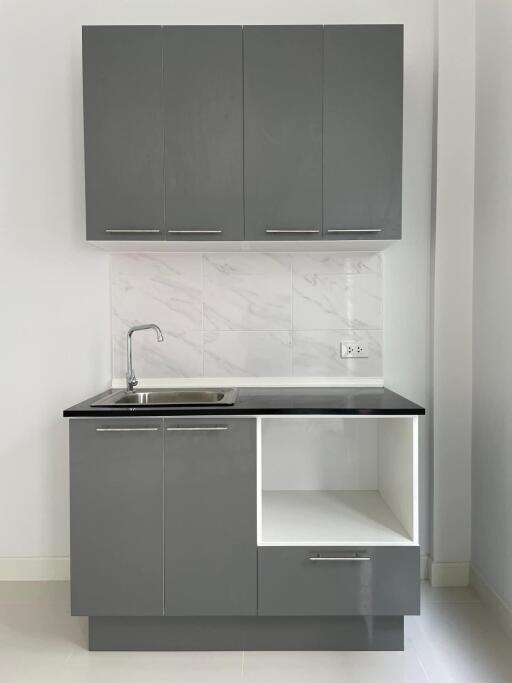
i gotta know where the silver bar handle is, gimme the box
[327,229,382,234]
[167,229,223,235]
[308,555,370,562]
[265,229,319,234]
[166,426,228,432]
[105,228,161,234]
[96,427,160,432]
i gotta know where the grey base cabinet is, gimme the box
[68,415,418,651]
[69,419,164,616]
[164,418,257,616]
[258,546,420,616]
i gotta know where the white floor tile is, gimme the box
[0,581,510,682]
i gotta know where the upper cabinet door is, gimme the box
[244,26,323,241]
[323,25,403,240]
[82,26,164,241]
[163,27,244,241]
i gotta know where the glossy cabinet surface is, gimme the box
[164,418,257,615]
[83,25,403,242]
[258,546,420,616]
[323,25,403,240]
[243,26,323,241]
[163,26,244,241]
[82,26,164,241]
[69,418,164,616]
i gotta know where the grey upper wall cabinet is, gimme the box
[323,25,404,240]
[163,27,244,241]
[82,26,164,241]
[69,419,164,616]
[82,25,403,242]
[164,418,257,616]
[243,26,323,241]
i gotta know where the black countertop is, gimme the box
[63,387,425,417]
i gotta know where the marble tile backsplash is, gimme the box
[111,252,383,379]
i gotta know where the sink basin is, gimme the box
[91,388,238,407]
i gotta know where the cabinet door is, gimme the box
[82,26,164,241]
[164,418,257,615]
[69,419,163,616]
[244,26,323,241]
[323,25,403,240]
[163,27,243,241]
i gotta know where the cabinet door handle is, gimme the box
[167,229,223,235]
[265,229,319,234]
[166,426,228,432]
[96,427,159,432]
[326,229,382,234]
[105,228,161,234]
[308,554,370,562]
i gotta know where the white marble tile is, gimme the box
[203,253,292,331]
[204,331,291,377]
[292,252,381,275]
[111,253,203,332]
[113,327,203,379]
[292,273,382,330]
[292,330,382,377]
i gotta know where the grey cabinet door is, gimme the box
[164,418,257,615]
[163,27,244,241]
[244,26,323,241]
[258,546,420,616]
[323,25,403,240]
[69,419,163,616]
[82,26,164,241]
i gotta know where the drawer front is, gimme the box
[258,547,419,616]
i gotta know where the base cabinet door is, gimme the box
[164,418,257,615]
[69,419,164,616]
[258,546,420,616]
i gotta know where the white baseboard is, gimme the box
[427,557,470,586]
[0,557,70,581]
[471,565,512,639]
[420,554,428,580]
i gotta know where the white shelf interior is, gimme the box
[262,490,412,546]
[258,416,418,546]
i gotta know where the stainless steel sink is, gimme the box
[91,388,238,407]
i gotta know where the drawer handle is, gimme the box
[308,554,370,562]
[105,228,161,234]
[326,229,382,234]
[265,229,319,234]
[167,229,223,235]
[166,426,228,432]
[96,427,159,432]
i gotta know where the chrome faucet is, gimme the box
[126,324,164,392]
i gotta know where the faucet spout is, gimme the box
[126,324,164,392]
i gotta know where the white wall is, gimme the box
[429,0,475,583]
[472,0,512,607]
[0,0,434,576]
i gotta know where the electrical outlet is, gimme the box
[340,341,369,358]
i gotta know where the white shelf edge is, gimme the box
[257,540,417,547]
[111,377,385,389]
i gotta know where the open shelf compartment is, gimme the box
[257,416,418,547]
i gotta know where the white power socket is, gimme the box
[340,341,369,358]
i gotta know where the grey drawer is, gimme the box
[258,546,420,616]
